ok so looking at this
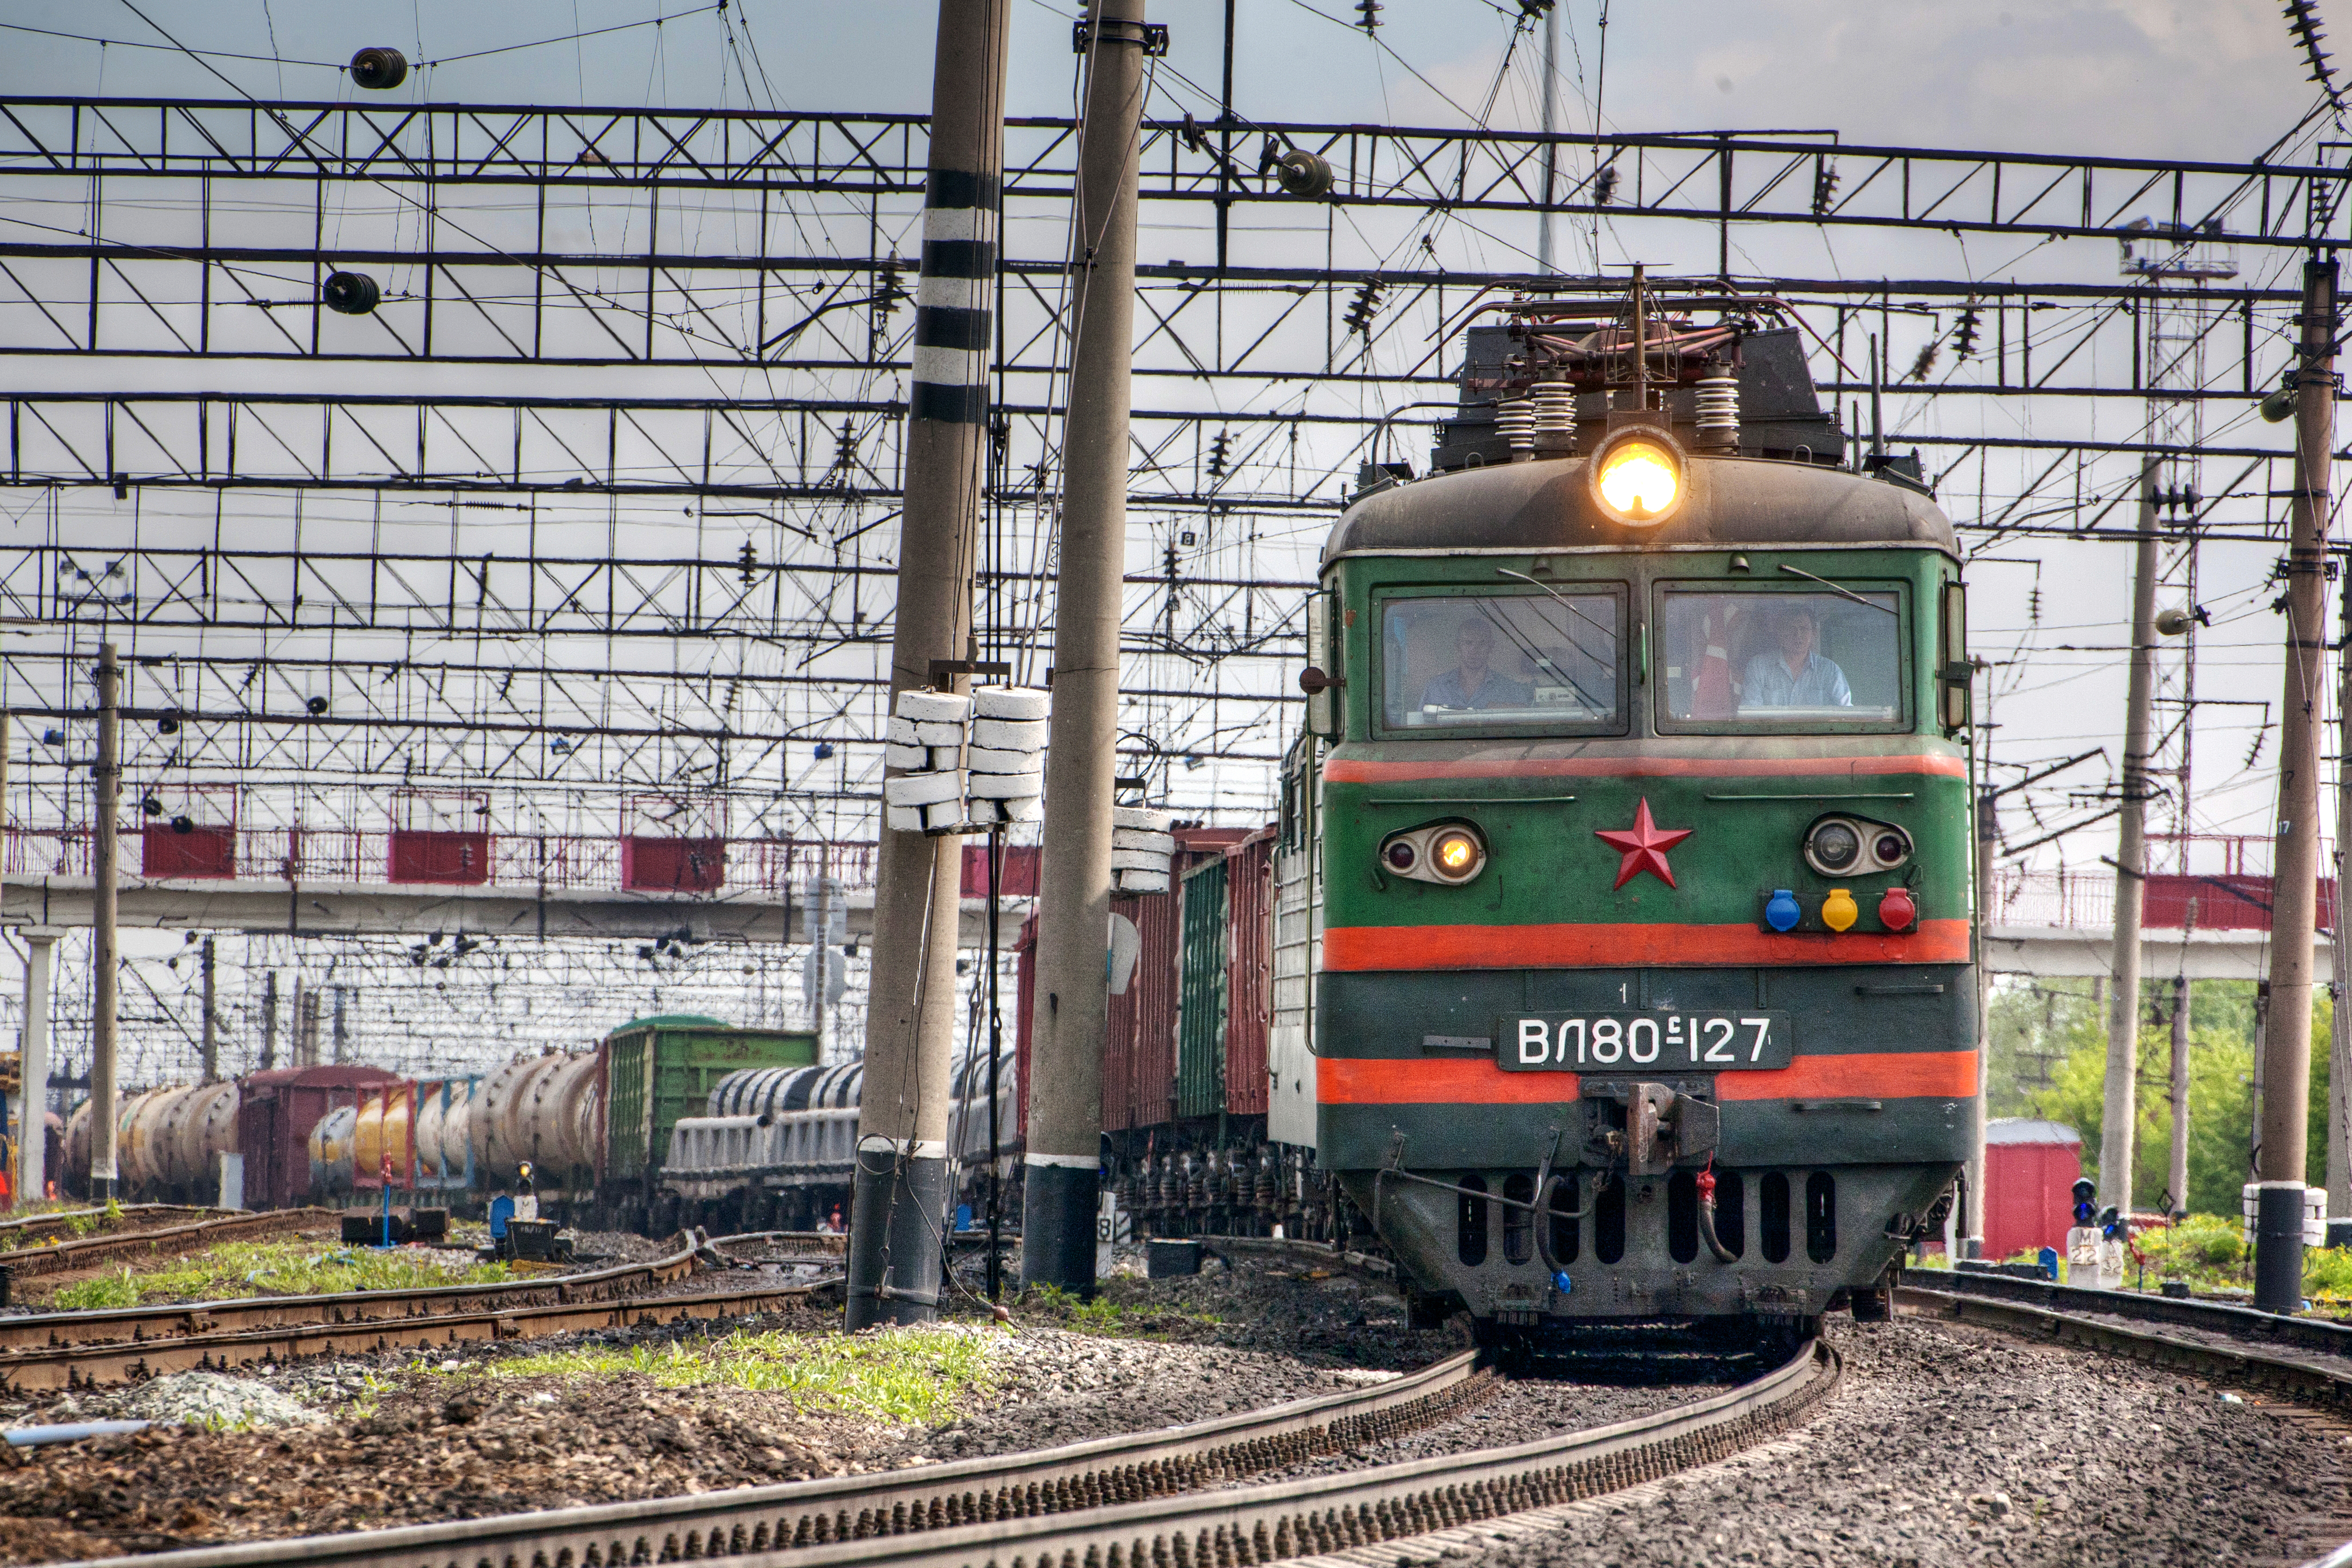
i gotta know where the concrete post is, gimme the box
[200,936,217,1082]
[332,984,347,1066]
[2169,975,2190,1217]
[1022,0,1149,1293]
[17,928,55,1206]
[260,969,278,1071]
[845,0,1011,1331]
[2328,569,2352,1228]
[89,643,119,1203]
[2099,466,2160,1220]
[2256,257,2339,1313]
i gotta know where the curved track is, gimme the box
[0,1231,834,1391]
[46,1334,1838,1567]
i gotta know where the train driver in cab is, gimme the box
[1422,616,1532,712]
[1741,603,1852,709]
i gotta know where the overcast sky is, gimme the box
[1,0,2341,887]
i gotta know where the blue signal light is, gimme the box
[1765,888,1802,932]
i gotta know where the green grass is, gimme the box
[445,1326,997,1425]
[1017,1282,1223,1338]
[51,1240,511,1309]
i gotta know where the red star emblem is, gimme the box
[1594,797,1693,890]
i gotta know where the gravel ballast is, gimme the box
[1434,1314,2352,1568]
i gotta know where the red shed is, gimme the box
[236,1065,401,1210]
[1982,1117,2084,1264]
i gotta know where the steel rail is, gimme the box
[0,1203,224,1241]
[0,1206,336,1282]
[1898,1283,2352,1415]
[1915,1264,2352,1357]
[0,1233,716,1357]
[52,1342,1492,1567]
[52,1336,1835,1568]
[1,1275,841,1394]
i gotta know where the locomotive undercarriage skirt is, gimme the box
[1340,1161,1956,1322]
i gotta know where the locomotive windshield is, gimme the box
[1381,591,1622,730]
[1658,588,1903,725]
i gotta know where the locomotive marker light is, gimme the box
[1586,427,1686,527]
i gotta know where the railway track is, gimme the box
[1903,1270,2352,1567]
[0,1230,835,1391]
[53,1329,1837,1568]
[0,1208,338,1287]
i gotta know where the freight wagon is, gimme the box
[61,1017,815,1230]
[1014,826,1342,1244]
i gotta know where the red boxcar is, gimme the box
[962,844,1041,898]
[1982,1117,2084,1264]
[1222,829,1276,1117]
[142,823,235,879]
[622,836,725,892]
[1013,915,1037,1139]
[236,1065,402,1209]
[388,829,490,885]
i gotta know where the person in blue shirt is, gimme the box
[1420,617,1532,712]
[1741,604,1852,709]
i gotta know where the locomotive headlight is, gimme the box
[1589,430,1684,526]
[1432,829,1482,881]
[1808,820,1861,872]
[1377,821,1488,886]
[1803,814,1913,877]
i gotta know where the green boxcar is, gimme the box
[603,1014,816,1200]
[1178,858,1231,1118]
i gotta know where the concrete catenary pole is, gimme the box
[2169,974,2191,1216]
[260,970,278,1072]
[200,936,218,1083]
[2099,465,2162,1219]
[89,642,120,1202]
[18,928,54,1205]
[2255,256,2339,1313]
[2328,566,2352,1234]
[845,0,1010,1332]
[1022,0,1149,1292]
[1535,1,1558,273]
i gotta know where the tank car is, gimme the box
[655,1052,1016,1234]
[1285,278,1973,1341]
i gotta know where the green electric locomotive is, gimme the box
[1276,278,1975,1339]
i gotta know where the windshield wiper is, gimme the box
[1776,563,1899,614]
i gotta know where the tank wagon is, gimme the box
[1018,279,1975,1342]
[61,1018,815,1229]
[653,1049,1016,1234]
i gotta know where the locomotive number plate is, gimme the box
[1497,1012,1793,1072]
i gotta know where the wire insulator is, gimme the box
[1494,397,1536,463]
[1694,369,1740,450]
[1530,382,1576,457]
